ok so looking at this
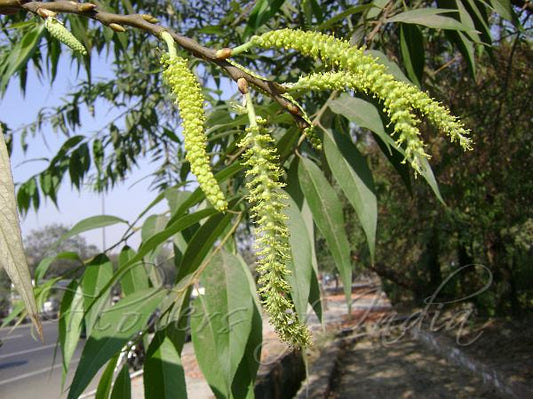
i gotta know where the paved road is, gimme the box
[0,320,97,399]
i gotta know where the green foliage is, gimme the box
[1,1,530,398]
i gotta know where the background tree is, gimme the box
[24,223,99,276]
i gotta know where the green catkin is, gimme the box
[44,18,87,55]
[248,29,472,172]
[288,71,428,171]
[239,118,311,348]
[161,53,227,211]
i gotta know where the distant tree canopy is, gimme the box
[23,223,99,277]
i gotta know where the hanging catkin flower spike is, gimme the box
[239,82,311,348]
[44,17,87,55]
[160,31,227,212]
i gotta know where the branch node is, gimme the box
[237,78,249,94]
[37,8,56,18]
[109,23,126,33]
[216,48,232,59]
[141,14,159,24]
[78,3,97,13]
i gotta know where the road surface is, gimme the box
[0,320,96,399]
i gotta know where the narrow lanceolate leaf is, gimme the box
[285,196,314,322]
[61,215,127,242]
[387,8,476,32]
[59,280,84,385]
[298,157,353,312]
[95,355,119,399]
[144,332,187,399]
[191,250,256,398]
[68,288,167,399]
[119,246,149,297]
[0,128,42,338]
[323,129,377,261]
[82,254,113,337]
[110,364,132,399]
[329,94,443,202]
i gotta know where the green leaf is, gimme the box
[110,364,131,399]
[387,8,476,32]
[400,23,425,87]
[144,332,187,399]
[298,157,352,311]
[176,211,235,282]
[119,246,149,297]
[366,50,411,83]
[35,251,81,284]
[191,250,255,397]
[244,0,286,38]
[0,24,45,95]
[367,0,389,19]
[59,280,84,385]
[285,196,314,321]
[0,128,42,337]
[95,355,119,399]
[82,254,113,336]
[490,0,516,22]
[68,288,166,399]
[317,4,373,30]
[230,293,262,399]
[329,94,387,139]
[139,208,216,261]
[329,94,442,202]
[62,215,127,242]
[323,129,378,260]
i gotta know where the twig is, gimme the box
[0,1,310,128]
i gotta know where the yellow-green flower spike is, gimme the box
[402,85,472,150]
[160,33,227,212]
[248,29,472,171]
[289,71,428,172]
[44,18,87,55]
[240,116,311,348]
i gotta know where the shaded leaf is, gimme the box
[323,129,377,260]
[110,364,131,399]
[400,23,425,86]
[298,157,352,311]
[144,332,187,399]
[285,196,314,321]
[387,8,476,32]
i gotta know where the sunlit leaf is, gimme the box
[191,250,256,397]
[0,128,41,338]
[62,215,127,242]
[68,288,166,399]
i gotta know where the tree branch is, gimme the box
[0,1,309,128]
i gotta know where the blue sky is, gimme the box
[2,54,167,251]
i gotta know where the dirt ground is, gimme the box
[316,286,532,398]
[328,338,504,399]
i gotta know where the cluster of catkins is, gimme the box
[44,21,472,348]
[248,29,472,173]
